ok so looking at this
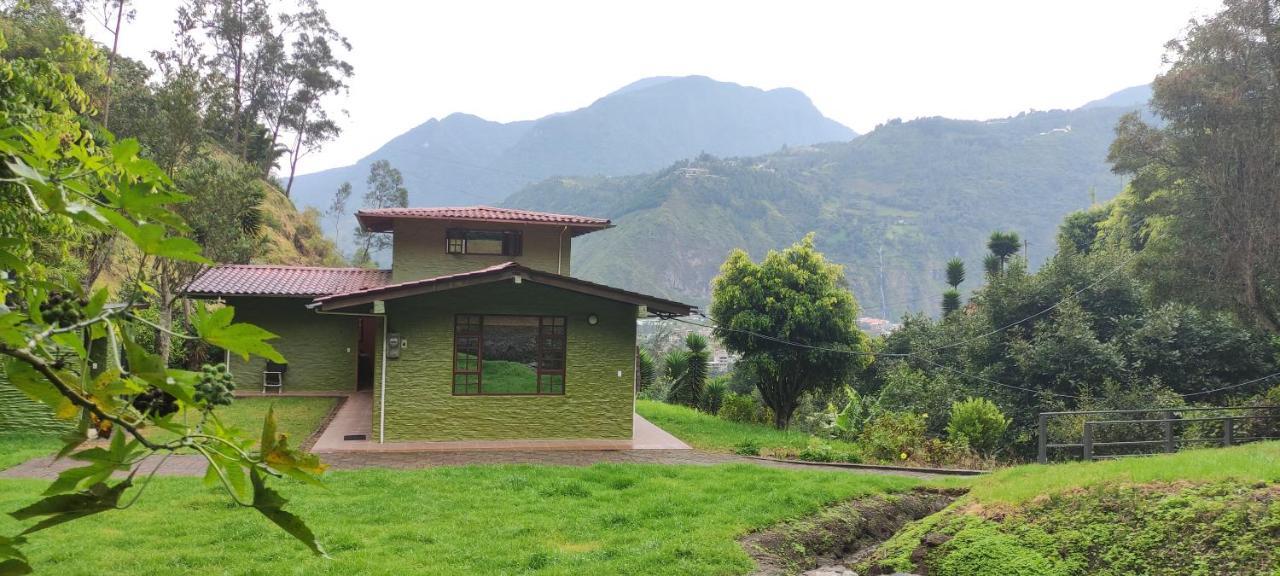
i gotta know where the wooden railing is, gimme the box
[1037,405,1280,463]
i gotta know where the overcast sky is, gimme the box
[89,0,1221,176]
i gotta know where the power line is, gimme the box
[911,248,1138,355]
[1178,370,1280,398]
[665,311,1277,401]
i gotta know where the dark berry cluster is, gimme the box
[131,387,179,417]
[195,363,236,407]
[39,290,88,327]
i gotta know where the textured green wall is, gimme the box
[225,297,360,392]
[0,369,71,434]
[390,220,572,283]
[376,281,635,441]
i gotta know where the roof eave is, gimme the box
[316,265,694,316]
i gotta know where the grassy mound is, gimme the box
[863,442,1280,575]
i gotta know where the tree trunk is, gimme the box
[283,108,307,198]
[102,1,125,130]
[157,269,173,367]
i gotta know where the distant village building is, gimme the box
[858,316,900,337]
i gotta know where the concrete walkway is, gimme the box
[1,448,940,479]
[309,393,690,453]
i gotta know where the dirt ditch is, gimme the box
[741,487,964,576]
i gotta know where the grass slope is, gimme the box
[0,464,916,575]
[637,399,856,455]
[866,442,1280,575]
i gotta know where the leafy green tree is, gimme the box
[941,289,962,316]
[665,334,708,407]
[986,231,1021,271]
[326,181,351,247]
[352,160,407,263]
[982,253,1001,277]
[945,258,965,289]
[942,258,965,316]
[710,234,870,428]
[1106,0,1280,333]
[0,31,325,573]
[661,349,690,405]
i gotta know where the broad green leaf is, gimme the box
[54,411,91,460]
[250,470,327,557]
[11,480,132,535]
[201,447,250,502]
[193,305,285,363]
[4,159,45,184]
[46,433,138,495]
[3,359,75,419]
[109,139,140,165]
[121,335,166,387]
[0,312,29,348]
[258,406,326,486]
[0,559,32,576]
[0,534,31,574]
[156,369,199,405]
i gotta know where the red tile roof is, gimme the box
[313,261,695,316]
[356,205,612,234]
[184,265,392,298]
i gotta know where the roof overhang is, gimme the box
[355,207,613,236]
[313,262,695,316]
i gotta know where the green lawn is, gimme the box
[0,463,917,575]
[866,442,1280,575]
[951,440,1280,504]
[481,359,539,393]
[637,399,859,455]
[0,434,62,471]
[145,396,337,445]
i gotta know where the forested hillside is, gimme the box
[507,95,1147,317]
[287,75,856,250]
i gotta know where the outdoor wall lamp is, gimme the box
[587,314,599,325]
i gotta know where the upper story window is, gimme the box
[445,229,523,256]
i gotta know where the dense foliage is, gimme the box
[0,6,335,572]
[1105,0,1280,334]
[710,235,870,428]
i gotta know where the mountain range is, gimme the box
[287,75,855,243]
[285,75,1151,319]
[502,86,1151,318]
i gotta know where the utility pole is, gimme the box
[878,244,888,320]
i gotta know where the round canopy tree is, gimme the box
[709,234,870,429]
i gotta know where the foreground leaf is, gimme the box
[250,470,327,557]
[10,480,131,535]
[192,305,284,363]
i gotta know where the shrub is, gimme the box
[945,397,1010,456]
[719,392,762,423]
[638,378,671,401]
[636,348,657,392]
[798,439,837,462]
[699,376,728,414]
[733,439,761,456]
[860,411,927,462]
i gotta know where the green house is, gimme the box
[185,206,693,444]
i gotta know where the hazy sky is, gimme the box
[89,0,1221,176]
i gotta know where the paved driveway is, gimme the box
[1,448,942,480]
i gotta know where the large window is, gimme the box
[445,229,523,256]
[453,315,566,395]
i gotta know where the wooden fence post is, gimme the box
[1163,410,1175,453]
[1037,413,1048,464]
[1083,422,1094,461]
[1223,417,1234,447]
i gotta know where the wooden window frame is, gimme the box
[444,229,523,257]
[452,314,567,396]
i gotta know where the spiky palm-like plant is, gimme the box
[945,258,965,289]
[942,289,962,316]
